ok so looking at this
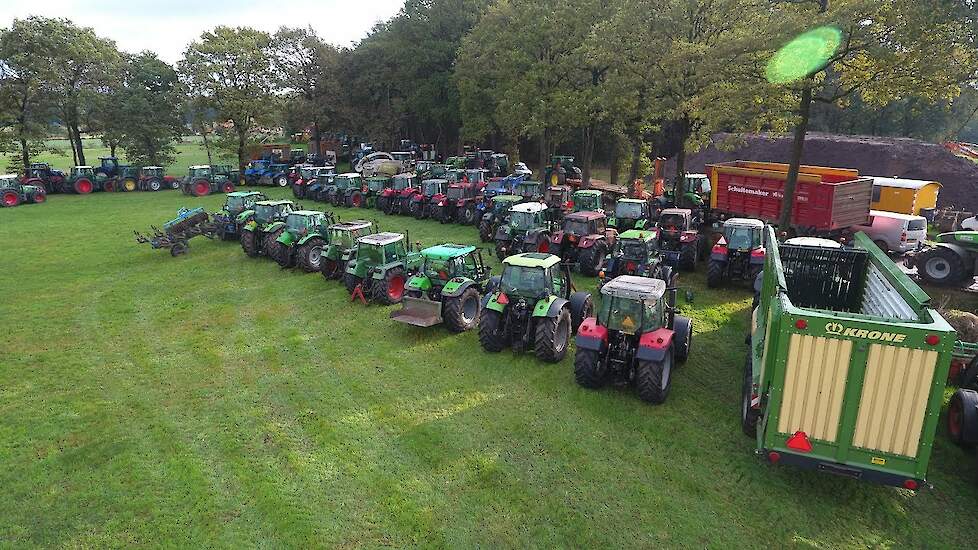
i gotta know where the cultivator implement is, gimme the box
[134,207,217,256]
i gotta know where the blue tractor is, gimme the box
[244,159,291,187]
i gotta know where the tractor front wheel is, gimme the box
[292,183,305,199]
[320,257,341,280]
[460,205,477,225]
[706,260,724,288]
[679,243,697,271]
[673,314,692,363]
[192,179,211,197]
[636,350,673,404]
[534,307,571,363]
[443,287,481,333]
[479,220,494,243]
[264,229,287,261]
[409,199,422,218]
[222,182,235,193]
[579,243,606,276]
[74,178,94,194]
[373,268,407,305]
[30,190,47,203]
[478,309,506,352]
[297,238,325,272]
[918,247,970,286]
[103,180,116,193]
[344,273,361,294]
[948,389,978,447]
[275,175,289,187]
[121,178,138,192]
[2,190,21,207]
[147,178,162,192]
[574,349,607,388]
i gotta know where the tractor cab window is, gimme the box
[190,167,211,178]
[447,186,464,200]
[300,168,316,179]
[617,239,651,259]
[500,265,547,297]
[599,297,657,334]
[726,226,761,251]
[226,195,249,211]
[392,177,410,191]
[335,177,351,190]
[658,213,686,230]
[423,257,453,280]
[423,180,443,196]
[287,215,309,232]
[550,267,565,296]
[686,176,711,194]
[563,219,590,236]
[615,201,646,219]
[510,210,537,230]
[360,244,383,265]
[255,205,274,222]
[368,179,386,192]
[382,241,405,261]
[494,200,514,215]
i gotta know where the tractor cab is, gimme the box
[719,218,764,252]
[657,208,695,237]
[490,194,523,217]
[545,185,573,213]
[212,165,235,179]
[465,169,489,187]
[346,232,422,305]
[600,229,667,286]
[285,210,330,237]
[544,156,583,186]
[393,244,491,331]
[120,166,139,178]
[573,190,603,213]
[391,151,415,164]
[707,218,767,288]
[71,166,95,178]
[321,220,375,279]
[1,174,18,188]
[498,253,564,299]
[189,165,213,179]
[445,169,467,184]
[559,211,606,239]
[516,180,543,201]
[508,202,550,232]
[329,220,374,249]
[366,175,392,193]
[141,166,164,179]
[421,178,448,199]
[487,153,510,177]
[223,191,265,216]
[391,173,416,192]
[253,200,295,225]
[598,275,666,335]
[611,198,652,231]
[98,157,121,176]
[334,173,360,192]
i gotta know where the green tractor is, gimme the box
[479,253,593,362]
[478,194,524,243]
[264,210,336,272]
[572,189,604,213]
[213,191,267,241]
[515,180,544,201]
[239,200,296,257]
[116,166,141,192]
[543,156,583,187]
[361,175,392,208]
[182,165,236,197]
[493,202,557,261]
[1,174,46,207]
[66,166,97,194]
[391,244,492,332]
[906,231,978,287]
[320,220,376,280]
[343,232,422,305]
[599,229,674,288]
[654,173,711,214]
[609,198,653,231]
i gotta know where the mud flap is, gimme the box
[390,296,443,327]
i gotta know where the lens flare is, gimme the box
[766,26,843,84]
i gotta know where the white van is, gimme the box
[852,210,928,254]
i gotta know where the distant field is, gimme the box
[30,136,228,177]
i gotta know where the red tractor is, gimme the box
[574,275,692,404]
[706,218,766,288]
[23,163,69,193]
[433,180,479,224]
[551,211,616,275]
[392,173,423,215]
[409,178,448,219]
[655,208,705,271]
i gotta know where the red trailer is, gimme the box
[705,161,872,234]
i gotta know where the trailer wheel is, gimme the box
[948,389,978,447]
[741,354,760,437]
[297,238,325,272]
[672,314,692,363]
[478,309,506,352]
[443,287,481,333]
[534,307,571,363]
[636,350,672,404]
[574,348,607,389]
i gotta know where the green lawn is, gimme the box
[1,186,977,547]
[31,136,228,177]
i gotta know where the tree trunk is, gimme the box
[20,136,30,175]
[609,137,619,186]
[201,128,213,166]
[778,86,813,229]
[628,137,641,183]
[312,122,321,156]
[109,142,117,157]
[67,125,78,166]
[582,124,596,185]
[237,127,247,184]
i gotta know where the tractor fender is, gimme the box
[534,296,567,318]
[265,221,287,234]
[276,231,298,246]
[710,250,728,262]
[484,291,507,313]
[578,235,601,249]
[636,328,674,362]
[551,230,565,244]
[525,228,549,245]
[934,242,973,262]
[407,274,432,292]
[242,220,258,232]
[296,233,324,247]
[575,317,607,351]
[441,277,475,298]
[635,219,648,229]
[236,209,256,224]
[371,262,404,280]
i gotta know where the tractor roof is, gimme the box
[391,151,412,155]
[600,275,666,301]
[422,178,449,185]
[504,252,562,269]
[510,202,548,214]
[565,210,605,222]
[574,189,603,197]
[190,165,210,169]
[337,172,360,178]
[227,191,261,197]
[1,173,17,179]
[291,210,322,217]
[619,198,647,204]
[393,172,416,179]
[256,200,293,206]
[331,220,372,232]
[687,173,708,178]
[367,174,391,180]
[422,243,476,260]
[494,194,522,202]
[619,229,657,242]
[724,217,764,228]
[75,165,92,169]
[660,207,692,216]
[359,232,403,246]
[491,153,508,158]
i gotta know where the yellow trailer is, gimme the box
[870,177,941,216]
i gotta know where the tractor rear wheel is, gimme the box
[535,307,571,363]
[297,238,325,272]
[918,247,970,286]
[574,349,607,388]
[2,190,21,207]
[292,183,304,199]
[679,243,697,271]
[351,191,363,208]
[741,353,760,437]
[74,178,94,194]
[479,220,493,243]
[460,206,476,225]
[320,257,340,280]
[104,180,117,193]
[168,178,180,189]
[478,309,506,352]
[569,291,593,334]
[948,389,978,447]
[579,243,606,276]
[636,350,673,404]
[373,267,407,305]
[121,178,138,192]
[222,182,235,193]
[344,273,361,294]
[673,314,692,363]
[706,260,724,288]
[443,287,481,333]
[409,199,422,218]
[264,228,287,260]
[377,196,389,213]
[345,193,355,207]
[240,230,259,257]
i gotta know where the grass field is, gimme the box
[29,136,223,177]
[2,158,978,547]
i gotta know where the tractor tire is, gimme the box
[377,196,389,213]
[948,389,978,447]
[741,353,760,438]
[344,273,361,294]
[706,260,724,288]
[2,190,21,207]
[479,220,494,243]
[222,181,235,193]
[460,205,477,225]
[264,228,287,260]
[320,257,341,280]
[192,179,211,197]
[292,183,305,199]
[373,268,407,305]
[673,314,692,363]
[168,178,180,190]
[660,265,677,288]
[917,247,971,286]
[240,230,260,257]
[409,199,423,218]
[495,241,509,262]
[574,349,607,389]
[351,191,364,208]
[579,242,606,276]
[146,178,162,192]
[443,287,481,333]
[679,243,697,271]
[121,177,138,192]
[73,178,94,194]
[534,307,571,363]
[297,238,325,272]
[103,180,117,193]
[29,190,47,204]
[636,350,673,404]
[345,193,355,208]
[275,175,289,187]
[478,309,507,353]
[569,291,593,334]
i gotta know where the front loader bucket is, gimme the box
[390,296,443,327]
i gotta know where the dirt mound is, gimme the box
[672,133,978,212]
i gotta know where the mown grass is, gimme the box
[1,184,978,547]
[29,136,226,177]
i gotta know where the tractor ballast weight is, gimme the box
[575,275,692,404]
[905,231,978,287]
[264,210,336,272]
[391,244,492,332]
[134,207,217,256]
[479,253,593,362]
[320,220,375,280]
[707,218,765,288]
[344,232,422,305]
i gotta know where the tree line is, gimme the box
[1,0,976,205]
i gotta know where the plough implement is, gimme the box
[134,207,217,256]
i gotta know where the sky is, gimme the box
[0,0,405,64]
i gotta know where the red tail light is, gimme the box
[925,334,940,346]
[438,270,448,280]
[768,451,781,463]
[497,293,509,305]
[566,201,574,209]
[794,319,808,330]
[903,479,918,490]
[712,244,727,255]
[900,231,907,242]
[786,431,812,453]
[626,261,637,272]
